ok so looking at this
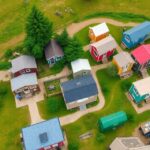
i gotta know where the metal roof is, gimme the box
[22,118,64,150]
[11,55,37,73]
[113,51,135,67]
[124,21,150,43]
[140,121,150,135]
[10,73,38,91]
[45,39,64,60]
[90,35,117,55]
[71,59,91,74]
[89,22,109,37]
[133,77,150,96]
[61,74,98,103]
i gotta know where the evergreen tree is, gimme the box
[24,6,53,58]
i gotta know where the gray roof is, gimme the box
[61,74,98,103]
[11,55,37,73]
[45,39,64,60]
[11,73,38,91]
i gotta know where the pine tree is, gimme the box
[24,6,53,58]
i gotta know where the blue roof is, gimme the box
[124,21,150,43]
[22,118,64,150]
[61,74,98,103]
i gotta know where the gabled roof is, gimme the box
[22,118,64,150]
[89,22,109,37]
[124,21,150,43]
[113,52,135,67]
[90,35,117,55]
[132,44,150,64]
[11,73,38,91]
[71,59,91,74]
[11,55,37,73]
[61,75,98,103]
[45,39,64,60]
[133,77,150,96]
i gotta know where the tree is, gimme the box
[24,6,53,59]
[56,29,69,48]
[64,37,83,64]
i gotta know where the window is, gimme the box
[94,50,98,56]
[125,36,130,43]
[50,58,55,64]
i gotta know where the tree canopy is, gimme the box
[24,6,53,59]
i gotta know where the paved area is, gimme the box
[0,71,10,81]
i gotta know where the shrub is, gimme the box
[0,62,11,70]
[107,64,118,77]
[96,132,105,143]
[68,142,79,150]
[4,49,13,58]
[127,113,136,122]
[0,86,7,96]
[121,81,131,91]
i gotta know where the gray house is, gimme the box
[45,40,64,66]
[61,74,98,110]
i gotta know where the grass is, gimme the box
[0,61,11,70]
[63,69,150,150]
[44,80,61,95]
[0,82,30,150]
[38,94,77,119]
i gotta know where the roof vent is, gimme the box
[39,132,48,144]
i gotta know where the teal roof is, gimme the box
[98,111,128,131]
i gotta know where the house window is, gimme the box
[125,36,130,43]
[26,69,31,73]
[56,56,62,61]
[94,50,98,57]
[50,58,55,64]
[133,88,139,96]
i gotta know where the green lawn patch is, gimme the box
[63,69,150,150]
[0,61,11,70]
[0,82,30,150]
[38,94,76,119]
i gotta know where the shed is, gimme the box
[98,111,128,131]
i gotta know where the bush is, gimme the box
[68,142,79,150]
[0,62,11,70]
[107,64,118,77]
[96,132,105,143]
[0,86,7,96]
[4,49,13,58]
[121,81,131,91]
[127,113,136,122]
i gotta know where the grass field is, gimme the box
[63,69,150,150]
[0,82,30,150]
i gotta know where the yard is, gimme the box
[0,82,30,150]
[63,69,150,150]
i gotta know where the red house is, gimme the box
[131,44,150,71]
[90,35,117,62]
[11,55,38,77]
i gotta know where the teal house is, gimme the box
[98,111,128,132]
[129,77,150,103]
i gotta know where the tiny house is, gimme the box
[121,21,150,49]
[90,35,117,62]
[89,23,109,42]
[98,111,128,131]
[129,77,150,103]
[113,52,135,78]
[140,121,150,137]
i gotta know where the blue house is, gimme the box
[22,118,65,150]
[122,21,150,49]
[129,77,150,104]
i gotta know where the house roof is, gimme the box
[131,44,150,64]
[140,121,150,135]
[90,35,117,55]
[45,39,64,60]
[133,77,150,96]
[61,74,98,103]
[124,21,150,43]
[89,22,109,37]
[11,55,37,73]
[113,51,135,67]
[22,118,64,150]
[11,73,38,91]
[71,59,91,74]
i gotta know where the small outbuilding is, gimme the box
[71,59,91,78]
[140,121,150,137]
[121,21,150,49]
[11,55,37,77]
[89,22,109,42]
[45,39,64,66]
[98,111,128,131]
[22,118,65,150]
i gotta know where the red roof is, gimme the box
[132,44,150,65]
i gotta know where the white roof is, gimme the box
[11,55,37,73]
[71,59,91,73]
[89,22,109,37]
[133,77,150,96]
[113,52,135,67]
[90,35,117,55]
[11,73,38,91]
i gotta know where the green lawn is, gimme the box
[38,94,76,119]
[63,69,150,150]
[0,82,30,150]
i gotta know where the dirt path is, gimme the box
[0,71,10,81]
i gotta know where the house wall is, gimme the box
[66,95,97,110]
[122,34,134,49]
[13,68,37,77]
[73,70,91,78]
[47,55,63,66]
